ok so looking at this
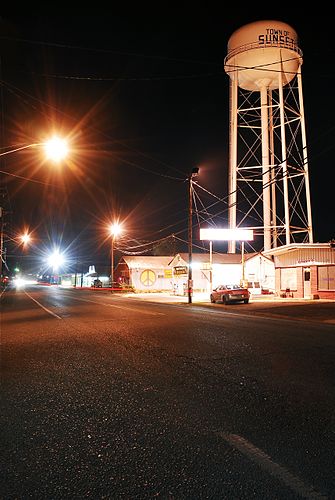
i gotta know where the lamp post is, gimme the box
[209,240,213,291]
[0,136,69,278]
[0,229,32,282]
[109,222,122,291]
[0,207,4,280]
[188,167,199,304]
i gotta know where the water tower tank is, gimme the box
[224,20,302,90]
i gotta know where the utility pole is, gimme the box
[188,167,199,304]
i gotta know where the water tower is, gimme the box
[224,20,313,252]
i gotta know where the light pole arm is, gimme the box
[0,143,40,157]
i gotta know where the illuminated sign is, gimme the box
[164,269,172,278]
[173,266,188,275]
[199,228,254,241]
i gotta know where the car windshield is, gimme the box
[225,284,242,290]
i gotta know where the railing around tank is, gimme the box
[224,40,303,65]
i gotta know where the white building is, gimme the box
[115,252,275,295]
[169,252,275,295]
[115,256,173,292]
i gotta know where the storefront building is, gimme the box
[264,243,335,299]
[115,252,275,296]
[169,252,274,295]
[115,256,173,292]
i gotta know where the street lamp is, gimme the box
[20,233,31,245]
[109,222,122,291]
[188,167,199,304]
[0,136,69,161]
[43,137,69,162]
[47,250,65,271]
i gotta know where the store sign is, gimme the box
[174,266,188,275]
[164,269,172,278]
[200,228,254,241]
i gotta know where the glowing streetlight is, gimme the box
[47,249,65,272]
[109,223,123,290]
[43,136,69,162]
[20,233,31,245]
[109,223,122,238]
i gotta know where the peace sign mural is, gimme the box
[140,269,156,287]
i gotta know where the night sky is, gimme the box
[0,12,334,274]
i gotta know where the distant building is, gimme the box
[58,265,110,288]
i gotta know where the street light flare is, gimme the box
[47,249,65,271]
[21,233,31,245]
[44,137,69,162]
[109,222,122,237]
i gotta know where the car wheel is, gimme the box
[243,299,249,304]
[210,295,215,303]
[223,296,229,305]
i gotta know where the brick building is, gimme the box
[264,243,335,299]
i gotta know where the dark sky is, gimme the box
[0,12,334,272]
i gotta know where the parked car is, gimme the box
[210,284,250,304]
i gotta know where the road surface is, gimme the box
[1,285,334,499]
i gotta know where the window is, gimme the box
[318,266,335,291]
[280,268,297,290]
[304,271,311,281]
[248,281,260,288]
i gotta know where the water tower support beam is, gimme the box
[268,90,277,248]
[260,85,271,251]
[228,78,238,253]
[297,68,313,243]
[278,65,291,246]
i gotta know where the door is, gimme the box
[303,267,311,298]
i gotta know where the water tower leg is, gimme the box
[260,86,271,251]
[278,69,291,246]
[297,68,314,243]
[228,78,238,253]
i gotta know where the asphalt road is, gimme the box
[1,285,335,499]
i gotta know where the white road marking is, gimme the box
[24,291,62,319]
[220,433,327,499]
[68,295,165,316]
